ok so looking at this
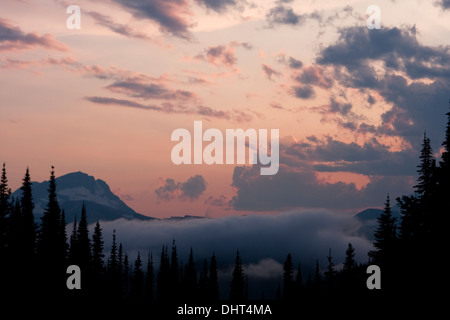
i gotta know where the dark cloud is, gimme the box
[436,0,450,10]
[0,19,67,51]
[111,0,193,39]
[84,96,162,111]
[285,135,417,176]
[317,26,450,82]
[85,96,253,122]
[261,63,281,80]
[86,11,152,41]
[287,57,303,69]
[195,0,238,13]
[230,164,413,211]
[296,65,333,89]
[105,80,196,101]
[266,3,306,26]
[155,175,206,201]
[293,85,315,99]
[315,25,450,149]
[195,41,252,69]
[204,195,229,207]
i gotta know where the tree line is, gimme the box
[1,103,448,305]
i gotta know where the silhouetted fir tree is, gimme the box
[69,216,78,264]
[324,249,336,292]
[59,209,68,261]
[77,204,91,271]
[0,163,11,255]
[313,260,322,295]
[295,264,304,299]
[282,253,294,300]
[184,248,198,300]
[170,240,180,299]
[208,253,219,301]
[369,194,397,266]
[107,230,122,300]
[19,167,36,265]
[7,198,22,292]
[109,230,118,272]
[130,252,144,302]
[145,252,154,302]
[434,102,450,255]
[415,133,435,200]
[230,250,245,300]
[91,221,104,276]
[118,243,124,273]
[157,245,170,300]
[123,253,130,297]
[37,166,66,294]
[198,259,209,300]
[343,243,356,273]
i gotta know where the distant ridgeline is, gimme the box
[10,171,153,224]
[0,105,449,307]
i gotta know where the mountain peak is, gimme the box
[12,171,153,223]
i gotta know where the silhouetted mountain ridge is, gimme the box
[11,171,154,224]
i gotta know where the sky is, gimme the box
[1,0,450,219]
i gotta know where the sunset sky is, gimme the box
[2,0,450,218]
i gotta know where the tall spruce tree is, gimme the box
[37,166,66,293]
[170,240,180,298]
[324,248,336,289]
[145,252,154,302]
[198,259,209,300]
[208,253,219,301]
[184,248,198,300]
[157,245,170,300]
[230,250,245,300]
[415,132,435,200]
[130,252,144,301]
[370,194,397,266]
[77,203,91,270]
[0,163,11,253]
[283,253,294,300]
[343,243,356,273]
[19,168,36,264]
[91,221,104,276]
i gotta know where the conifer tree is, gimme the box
[230,250,245,300]
[37,166,66,293]
[130,252,144,301]
[343,243,356,273]
[208,253,219,301]
[91,221,104,276]
[184,248,198,300]
[77,203,91,270]
[69,216,78,264]
[157,245,170,300]
[283,253,294,300]
[199,259,209,300]
[19,167,36,263]
[414,132,435,200]
[295,264,303,299]
[145,252,154,302]
[440,100,450,170]
[170,240,180,298]
[0,163,11,253]
[370,194,397,266]
[108,230,118,272]
[324,248,336,291]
